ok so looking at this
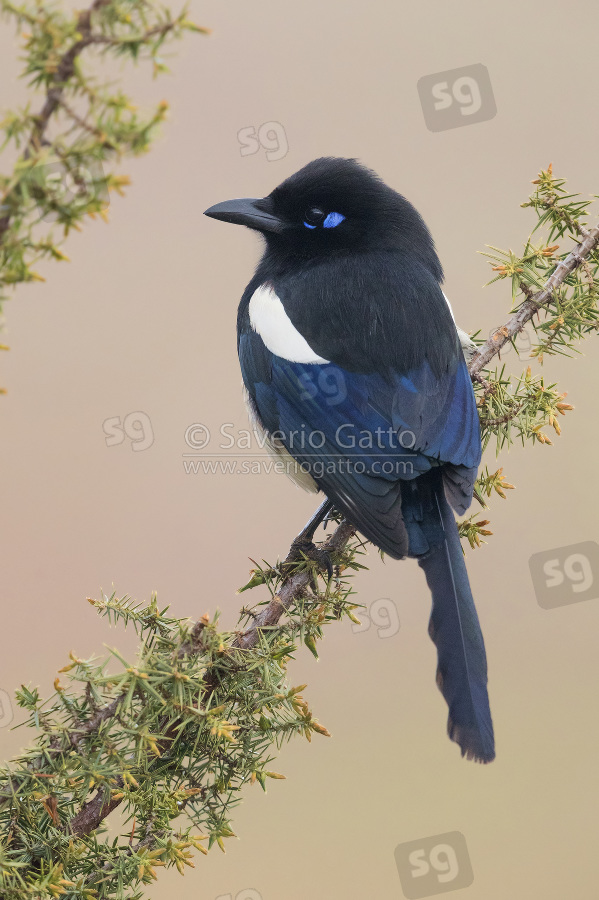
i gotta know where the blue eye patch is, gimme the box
[303,212,346,230]
[323,212,345,228]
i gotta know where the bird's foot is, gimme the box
[288,538,335,583]
[285,499,337,586]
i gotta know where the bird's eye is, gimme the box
[303,207,325,229]
[303,208,346,230]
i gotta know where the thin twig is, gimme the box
[57,97,108,142]
[0,693,125,804]
[0,0,176,242]
[479,401,524,427]
[469,222,599,375]
[234,520,355,651]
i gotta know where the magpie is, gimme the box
[204,158,495,763]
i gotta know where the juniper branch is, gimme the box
[0,0,110,241]
[469,221,599,375]
[0,0,206,338]
[234,519,356,651]
[60,515,356,840]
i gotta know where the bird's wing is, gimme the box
[239,327,480,558]
[237,254,480,556]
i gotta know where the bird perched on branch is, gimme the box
[205,157,495,763]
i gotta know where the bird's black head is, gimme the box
[204,157,443,279]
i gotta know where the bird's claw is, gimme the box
[309,546,334,581]
[289,539,334,582]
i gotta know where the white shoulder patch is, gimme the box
[443,290,476,361]
[249,283,330,364]
[442,291,456,323]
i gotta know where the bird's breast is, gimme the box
[248,283,330,364]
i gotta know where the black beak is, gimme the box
[203,197,283,233]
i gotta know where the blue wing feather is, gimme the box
[239,330,480,557]
[266,355,481,475]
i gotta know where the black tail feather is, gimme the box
[407,470,495,763]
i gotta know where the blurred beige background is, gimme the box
[1,1,598,898]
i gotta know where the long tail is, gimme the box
[404,470,495,763]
